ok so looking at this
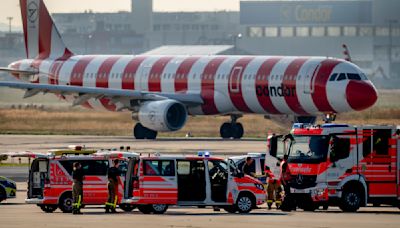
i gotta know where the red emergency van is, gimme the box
[25,149,138,213]
[122,153,266,214]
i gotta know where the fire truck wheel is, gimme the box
[119,204,136,212]
[138,205,152,214]
[59,193,73,213]
[151,204,168,214]
[39,204,58,213]
[236,194,254,213]
[223,205,237,213]
[340,189,361,212]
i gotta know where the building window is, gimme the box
[359,27,373,37]
[248,27,263,38]
[327,26,341,37]
[264,27,278,37]
[376,27,389,36]
[343,26,357,36]
[392,27,400,37]
[280,27,294,37]
[296,27,309,37]
[311,27,325,37]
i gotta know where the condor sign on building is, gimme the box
[239,0,400,81]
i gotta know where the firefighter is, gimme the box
[105,159,121,213]
[242,157,256,177]
[72,162,84,215]
[265,166,283,210]
[280,154,295,211]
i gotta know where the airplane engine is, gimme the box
[138,99,188,132]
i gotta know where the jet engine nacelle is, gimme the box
[138,99,188,132]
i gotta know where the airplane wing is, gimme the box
[0,81,203,109]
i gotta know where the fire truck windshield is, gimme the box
[287,135,330,164]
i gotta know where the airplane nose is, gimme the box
[346,80,378,111]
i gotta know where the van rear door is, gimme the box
[28,158,49,199]
[124,157,139,199]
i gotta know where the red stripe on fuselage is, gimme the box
[311,59,340,113]
[175,57,200,93]
[255,57,282,114]
[228,57,254,112]
[148,56,174,92]
[48,61,62,85]
[38,2,52,59]
[201,57,227,115]
[70,56,96,86]
[282,58,309,115]
[122,56,147,90]
[96,56,120,88]
[96,56,121,111]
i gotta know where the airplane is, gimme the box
[0,0,378,139]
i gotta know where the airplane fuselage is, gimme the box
[9,54,377,116]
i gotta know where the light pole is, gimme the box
[6,17,13,33]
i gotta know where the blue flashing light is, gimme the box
[204,151,210,157]
[197,151,203,157]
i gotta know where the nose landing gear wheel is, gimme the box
[133,123,158,140]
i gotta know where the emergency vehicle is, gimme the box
[122,152,266,214]
[229,153,267,184]
[0,176,17,202]
[25,147,139,213]
[281,123,400,212]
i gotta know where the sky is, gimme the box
[0,0,241,28]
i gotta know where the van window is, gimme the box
[144,160,175,176]
[59,160,109,176]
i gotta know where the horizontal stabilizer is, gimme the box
[0,67,39,76]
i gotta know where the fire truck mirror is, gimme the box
[396,129,400,136]
[269,136,278,157]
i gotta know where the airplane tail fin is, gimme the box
[20,0,73,60]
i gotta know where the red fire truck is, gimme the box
[277,123,399,212]
[122,153,266,214]
[25,148,138,213]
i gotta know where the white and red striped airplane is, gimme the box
[0,0,378,139]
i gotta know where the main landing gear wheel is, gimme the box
[133,123,158,140]
[219,115,244,139]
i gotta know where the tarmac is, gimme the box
[0,135,400,227]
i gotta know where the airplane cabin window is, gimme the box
[337,73,347,81]
[347,73,361,80]
[329,73,338,81]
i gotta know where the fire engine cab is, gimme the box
[281,123,400,212]
[122,152,266,214]
[25,147,139,213]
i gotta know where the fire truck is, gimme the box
[25,147,139,213]
[122,152,266,214]
[276,123,400,212]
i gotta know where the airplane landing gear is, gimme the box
[133,123,158,140]
[219,115,244,139]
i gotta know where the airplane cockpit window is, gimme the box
[329,73,338,81]
[347,73,362,80]
[337,73,347,81]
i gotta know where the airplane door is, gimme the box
[138,66,151,91]
[303,63,320,94]
[229,67,242,93]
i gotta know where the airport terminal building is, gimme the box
[238,0,400,80]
